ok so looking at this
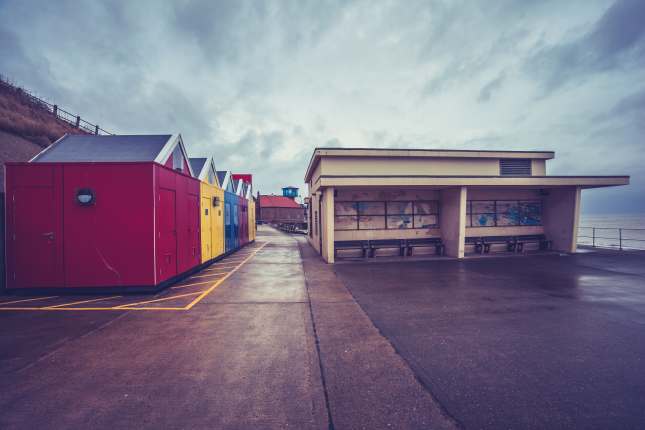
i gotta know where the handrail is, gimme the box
[0,74,112,135]
[578,226,645,250]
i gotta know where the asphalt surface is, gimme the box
[0,226,454,429]
[334,249,645,430]
[3,226,644,429]
[0,228,329,429]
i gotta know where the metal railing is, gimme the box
[578,227,645,250]
[0,74,111,135]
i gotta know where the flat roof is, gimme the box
[304,147,555,182]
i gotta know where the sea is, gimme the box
[579,214,645,250]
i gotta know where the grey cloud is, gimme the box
[173,0,349,67]
[606,88,645,119]
[0,27,61,100]
[526,0,645,93]
[478,72,506,102]
[0,0,642,210]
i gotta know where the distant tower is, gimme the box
[282,186,299,200]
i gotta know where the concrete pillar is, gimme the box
[440,186,467,258]
[321,187,335,263]
[543,187,581,253]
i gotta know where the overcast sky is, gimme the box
[1,0,643,213]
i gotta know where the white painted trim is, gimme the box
[209,157,220,187]
[153,133,178,164]
[219,171,232,191]
[194,155,220,187]
[29,133,69,162]
[235,179,244,196]
[154,134,194,177]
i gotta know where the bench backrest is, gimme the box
[406,238,442,245]
[370,239,404,246]
[335,240,367,248]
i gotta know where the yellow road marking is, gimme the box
[113,291,202,309]
[185,241,268,310]
[44,296,120,309]
[0,241,268,312]
[0,306,187,311]
[171,280,215,289]
[0,296,59,306]
[203,268,230,273]
[190,273,226,279]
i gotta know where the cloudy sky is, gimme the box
[1,0,644,213]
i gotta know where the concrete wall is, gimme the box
[543,187,581,253]
[440,187,466,258]
[321,188,335,263]
[532,160,546,175]
[324,157,500,177]
[307,190,322,254]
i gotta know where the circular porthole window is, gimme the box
[76,188,95,206]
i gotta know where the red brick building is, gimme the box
[257,194,306,224]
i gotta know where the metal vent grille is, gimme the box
[500,159,531,176]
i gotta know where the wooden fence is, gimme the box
[0,74,111,136]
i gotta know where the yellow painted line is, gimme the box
[0,306,186,311]
[0,242,269,312]
[203,268,230,273]
[171,280,216,289]
[209,263,240,268]
[0,296,59,306]
[185,241,269,310]
[44,296,120,309]
[113,291,202,309]
[190,273,227,279]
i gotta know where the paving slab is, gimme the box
[298,235,458,430]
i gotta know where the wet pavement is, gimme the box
[2,226,645,429]
[0,226,454,429]
[0,229,329,429]
[334,250,645,429]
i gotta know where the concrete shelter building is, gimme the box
[304,148,629,263]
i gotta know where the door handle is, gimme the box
[42,232,54,240]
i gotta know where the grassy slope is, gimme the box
[0,80,88,191]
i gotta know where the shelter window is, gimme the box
[172,146,185,172]
[358,202,385,229]
[334,202,358,231]
[334,200,439,231]
[467,200,542,227]
[386,201,413,229]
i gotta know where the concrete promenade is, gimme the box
[1,225,644,429]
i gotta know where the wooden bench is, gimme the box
[466,236,516,253]
[515,234,552,252]
[334,240,369,258]
[465,236,485,254]
[405,238,445,256]
[368,239,406,258]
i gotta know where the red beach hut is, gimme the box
[4,134,201,292]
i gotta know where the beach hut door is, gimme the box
[11,185,63,288]
[158,189,178,278]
